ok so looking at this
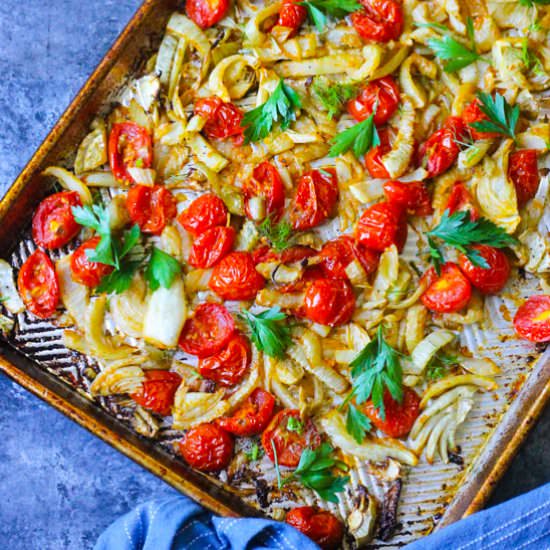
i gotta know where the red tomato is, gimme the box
[445,181,479,220]
[109,122,153,184]
[351,0,403,43]
[32,191,82,249]
[17,249,59,319]
[354,241,381,276]
[131,370,182,416]
[355,201,407,252]
[458,245,511,295]
[178,303,235,358]
[508,149,539,207]
[244,162,286,222]
[291,168,339,231]
[303,278,356,326]
[383,180,433,216]
[514,295,550,343]
[347,76,400,125]
[70,236,115,287]
[362,387,420,438]
[276,0,307,37]
[462,98,501,140]
[194,96,244,143]
[286,507,344,550]
[262,409,321,468]
[218,388,275,436]
[186,0,229,29]
[209,251,265,301]
[421,262,472,313]
[365,127,392,178]
[178,194,228,237]
[253,245,316,266]
[319,236,378,280]
[188,226,235,269]
[126,184,177,235]
[198,333,251,387]
[179,423,234,472]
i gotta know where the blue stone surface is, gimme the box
[0,1,548,549]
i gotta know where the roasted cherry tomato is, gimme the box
[319,235,378,280]
[508,149,540,207]
[291,168,339,231]
[253,245,316,266]
[126,184,177,235]
[198,333,251,387]
[17,249,59,319]
[365,127,392,179]
[351,0,403,43]
[244,162,286,222]
[188,226,235,269]
[70,236,115,287]
[131,370,182,416]
[286,506,344,550]
[354,241,381,276]
[514,295,550,343]
[418,117,466,178]
[462,98,501,141]
[209,251,265,301]
[421,262,472,313]
[383,180,433,216]
[262,409,321,468]
[303,278,356,326]
[194,96,244,143]
[362,387,420,438]
[276,0,308,37]
[445,181,479,220]
[347,76,400,125]
[178,193,228,237]
[109,122,153,184]
[218,388,276,436]
[179,423,234,472]
[458,245,511,295]
[355,201,407,253]
[186,0,229,29]
[32,191,82,249]
[178,303,235,358]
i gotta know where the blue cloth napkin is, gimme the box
[95,483,550,550]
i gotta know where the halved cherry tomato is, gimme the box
[244,162,286,222]
[186,0,229,29]
[347,76,400,125]
[354,241,381,276]
[508,149,540,207]
[188,226,235,269]
[17,249,59,319]
[198,333,251,387]
[70,236,115,287]
[253,245,316,266]
[218,388,276,436]
[32,191,82,249]
[131,370,182,416]
[286,506,344,550]
[178,303,235,358]
[458,245,511,295]
[178,193,228,237]
[420,262,472,313]
[262,409,321,468]
[365,127,392,178]
[303,278,355,326]
[355,201,407,252]
[462,98,501,141]
[109,122,153,184]
[362,387,420,438]
[291,168,339,231]
[276,0,307,37]
[514,295,550,343]
[383,180,433,216]
[319,235,378,280]
[126,184,177,235]
[194,96,244,143]
[351,0,403,43]
[445,181,479,220]
[179,423,234,472]
[209,251,265,300]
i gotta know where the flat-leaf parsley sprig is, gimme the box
[329,110,380,158]
[145,247,182,291]
[239,306,292,358]
[469,92,520,140]
[299,0,361,31]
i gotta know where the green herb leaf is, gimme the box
[520,0,550,6]
[95,259,142,294]
[145,247,182,291]
[242,80,302,143]
[312,78,359,119]
[426,352,459,380]
[427,34,481,72]
[345,404,372,443]
[466,16,476,52]
[413,21,449,32]
[246,443,262,461]
[72,203,111,236]
[329,113,380,158]
[287,416,304,434]
[257,217,294,252]
[239,306,292,358]
[469,92,520,139]
[300,0,361,30]
[272,440,283,489]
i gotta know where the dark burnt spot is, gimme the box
[254,477,270,509]
[536,342,549,353]
[378,479,402,541]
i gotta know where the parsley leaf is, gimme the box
[329,113,380,158]
[242,80,302,143]
[345,403,371,444]
[246,443,262,461]
[287,416,304,434]
[469,92,519,140]
[239,306,292,358]
[312,78,359,119]
[95,258,142,294]
[257,217,294,252]
[427,34,481,72]
[145,247,182,291]
[300,0,361,31]
[427,236,445,276]
[520,0,550,6]
[426,353,459,380]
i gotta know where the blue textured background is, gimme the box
[0,2,549,549]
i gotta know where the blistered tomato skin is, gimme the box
[276,0,308,37]
[218,388,275,436]
[194,96,244,143]
[355,201,407,253]
[286,506,344,550]
[179,423,234,472]
[421,262,472,313]
[109,122,153,184]
[178,194,228,237]
[351,0,404,43]
[514,295,550,343]
[244,162,286,222]
[445,181,479,220]
[383,180,433,216]
[186,0,230,29]
[462,98,502,140]
[131,370,182,416]
[365,127,392,179]
[126,185,177,235]
[303,278,356,327]
[508,149,540,207]
[70,236,114,287]
[347,76,400,125]
[188,226,235,269]
[458,245,511,295]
